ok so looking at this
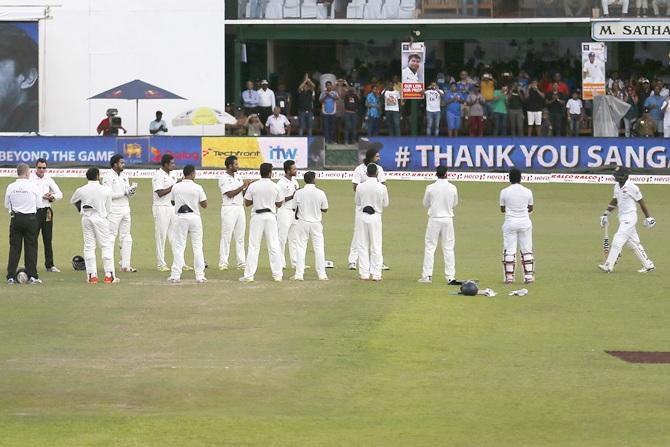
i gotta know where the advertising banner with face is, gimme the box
[582,42,607,100]
[401,42,425,99]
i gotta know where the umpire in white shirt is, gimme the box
[102,154,137,273]
[276,159,299,269]
[70,167,117,284]
[293,171,329,281]
[30,158,63,272]
[240,162,284,282]
[218,155,249,271]
[419,165,458,284]
[5,163,41,284]
[169,165,208,283]
[355,163,389,281]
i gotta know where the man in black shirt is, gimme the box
[297,75,316,136]
[526,81,545,136]
[546,82,566,136]
[343,88,360,145]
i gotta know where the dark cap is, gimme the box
[588,52,595,57]
[613,166,630,177]
[0,24,38,73]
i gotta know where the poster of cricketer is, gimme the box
[582,42,606,100]
[401,42,425,99]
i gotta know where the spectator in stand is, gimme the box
[544,73,570,97]
[245,114,264,136]
[547,82,567,136]
[637,78,651,112]
[635,108,656,137]
[242,80,260,116]
[566,90,584,137]
[319,80,339,144]
[466,84,486,137]
[480,73,495,120]
[492,85,509,136]
[266,106,291,136]
[610,82,625,100]
[634,0,649,16]
[96,109,127,136]
[275,83,291,117]
[661,94,670,137]
[149,111,168,135]
[607,71,625,94]
[256,80,275,125]
[601,0,630,16]
[508,83,526,137]
[651,0,669,16]
[335,79,348,143]
[516,71,530,92]
[565,0,589,15]
[643,84,664,135]
[343,87,360,144]
[297,75,316,136]
[540,110,553,136]
[444,83,465,137]
[456,70,474,96]
[424,82,444,136]
[526,80,546,136]
[365,85,382,136]
[623,85,639,137]
[460,0,479,16]
[382,82,402,136]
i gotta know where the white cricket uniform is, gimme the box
[70,181,115,277]
[294,184,329,279]
[218,172,246,269]
[102,170,133,269]
[500,183,534,282]
[348,163,386,264]
[152,168,176,268]
[583,60,604,83]
[421,179,458,281]
[276,175,300,269]
[170,179,207,281]
[242,178,284,280]
[355,179,389,280]
[604,180,654,271]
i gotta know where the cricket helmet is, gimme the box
[613,166,630,181]
[460,280,479,296]
[72,255,86,271]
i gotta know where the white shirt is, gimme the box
[294,184,329,223]
[244,178,283,214]
[152,168,176,206]
[614,180,642,218]
[29,172,63,209]
[425,89,443,112]
[172,179,207,216]
[663,98,670,127]
[101,169,131,209]
[352,163,386,185]
[566,98,583,115]
[355,178,389,215]
[583,61,604,83]
[276,176,300,210]
[257,88,276,108]
[5,178,40,214]
[500,183,533,220]
[70,181,112,218]
[150,119,167,135]
[423,179,458,218]
[266,114,290,135]
[402,66,420,83]
[219,172,244,206]
[383,90,401,112]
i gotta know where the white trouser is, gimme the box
[108,206,132,269]
[81,211,114,277]
[170,214,205,280]
[357,212,383,279]
[153,205,174,268]
[219,205,246,268]
[602,0,629,14]
[664,126,670,138]
[605,215,654,270]
[243,212,283,279]
[636,0,647,7]
[277,206,298,268]
[294,220,326,278]
[422,217,456,279]
[502,218,533,255]
[348,207,361,264]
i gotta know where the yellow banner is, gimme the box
[201,137,264,169]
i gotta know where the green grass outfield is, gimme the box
[0,177,669,446]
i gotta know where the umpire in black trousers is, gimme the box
[4,163,41,283]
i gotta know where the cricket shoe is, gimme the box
[183,265,194,271]
[272,277,283,282]
[318,275,329,281]
[46,266,61,273]
[7,278,15,285]
[524,276,535,284]
[88,276,98,285]
[371,276,382,282]
[167,277,181,284]
[157,265,171,272]
[120,267,137,273]
[196,277,208,283]
[29,277,43,285]
[382,264,390,271]
[447,278,463,286]
[291,275,304,281]
[238,276,254,283]
[103,275,120,284]
[637,265,655,273]
[348,262,357,270]
[418,276,432,283]
[597,264,612,273]
[218,264,228,271]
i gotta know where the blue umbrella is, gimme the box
[88,79,186,135]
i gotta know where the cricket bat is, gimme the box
[602,222,610,262]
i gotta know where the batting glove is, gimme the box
[599,214,608,228]
[644,217,656,229]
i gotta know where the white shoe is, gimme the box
[239,276,254,283]
[598,264,612,273]
[196,277,208,283]
[167,277,181,283]
[46,266,61,273]
[183,265,194,271]
[236,263,246,270]
[638,265,655,273]
[29,277,43,284]
[218,265,228,271]
[292,275,304,281]
[359,275,369,281]
[382,264,390,271]
[418,276,432,283]
[273,277,283,282]
[348,262,357,270]
[318,276,329,281]
[158,265,171,272]
[371,276,382,282]
[524,276,535,284]
[7,278,15,285]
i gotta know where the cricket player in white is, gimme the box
[598,166,656,273]
[70,167,118,284]
[218,155,249,270]
[276,159,300,270]
[240,163,284,282]
[102,155,137,273]
[500,168,535,284]
[348,148,387,270]
[293,171,329,281]
[169,165,208,283]
[419,165,458,284]
[355,163,389,281]
[152,154,180,271]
